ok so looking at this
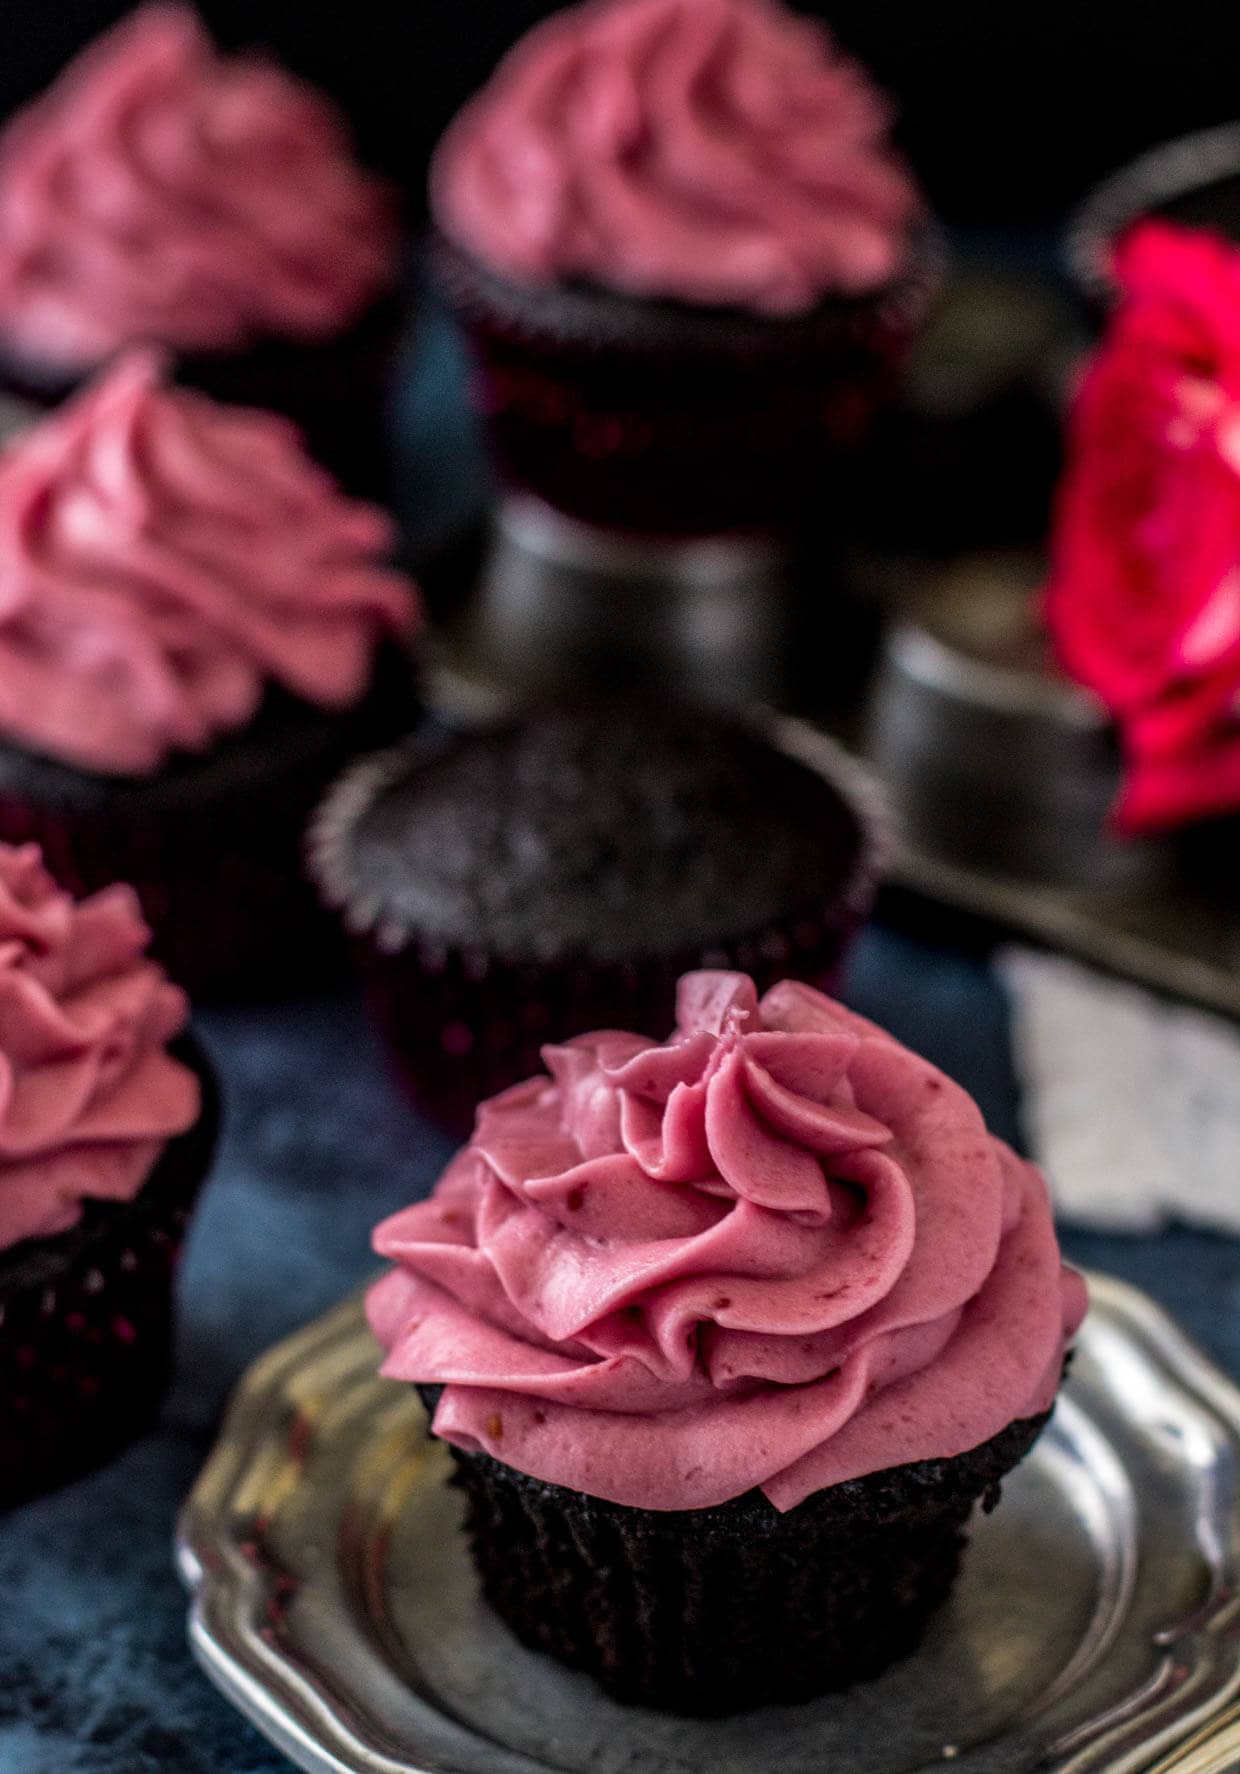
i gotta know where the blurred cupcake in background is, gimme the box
[431,0,940,539]
[0,349,421,993]
[0,842,218,1507]
[0,3,401,494]
[311,697,883,1133]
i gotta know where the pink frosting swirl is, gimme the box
[432,0,922,316]
[0,4,396,370]
[370,971,1086,1513]
[0,350,419,776]
[0,843,199,1252]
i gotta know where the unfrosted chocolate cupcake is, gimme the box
[312,699,883,1130]
[431,0,940,538]
[0,844,218,1507]
[368,969,1087,1712]
[0,3,403,494]
[0,351,421,994]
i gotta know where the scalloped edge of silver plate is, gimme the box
[178,1272,1240,1774]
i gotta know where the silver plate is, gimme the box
[178,1273,1240,1774]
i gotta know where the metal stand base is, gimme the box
[427,495,809,718]
[864,555,1173,891]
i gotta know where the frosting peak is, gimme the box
[0,351,420,775]
[369,972,1085,1512]
[0,3,397,369]
[0,843,200,1251]
[432,0,922,316]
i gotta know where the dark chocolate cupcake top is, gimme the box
[314,701,876,965]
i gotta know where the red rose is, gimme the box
[1045,220,1240,832]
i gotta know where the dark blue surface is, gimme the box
[2,927,1238,1774]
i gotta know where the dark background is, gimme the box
[2,1,1234,226]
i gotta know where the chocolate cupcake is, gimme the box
[0,350,421,995]
[0,3,402,494]
[311,698,882,1132]
[430,0,941,538]
[0,843,217,1507]
[368,969,1087,1713]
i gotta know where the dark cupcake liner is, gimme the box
[0,648,419,999]
[176,294,407,501]
[0,290,407,499]
[425,1394,1051,1713]
[0,1032,219,1509]
[434,230,944,537]
[0,786,340,1000]
[1066,120,1240,302]
[311,717,887,1136]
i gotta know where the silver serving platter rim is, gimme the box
[177,1272,1240,1774]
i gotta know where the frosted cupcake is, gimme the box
[0,4,400,492]
[0,843,217,1506]
[431,0,939,536]
[369,970,1086,1712]
[0,349,421,993]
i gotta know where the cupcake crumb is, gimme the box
[485,1412,504,1443]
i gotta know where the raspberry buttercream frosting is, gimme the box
[0,844,199,1252]
[432,0,923,316]
[0,3,395,370]
[0,350,419,775]
[369,971,1086,1512]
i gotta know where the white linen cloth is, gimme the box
[999,946,1240,1232]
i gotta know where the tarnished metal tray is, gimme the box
[879,839,1240,1023]
[178,1273,1240,1774]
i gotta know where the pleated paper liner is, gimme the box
[434,230,943,538]
[421,1391,1052,1715]
[0,1032,219,1508]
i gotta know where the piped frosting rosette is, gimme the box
[0,349,418,775]
[370,971,1085,1512]
[432,0,922,316]
[0,842,199,1251]
[0,3,395,368]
